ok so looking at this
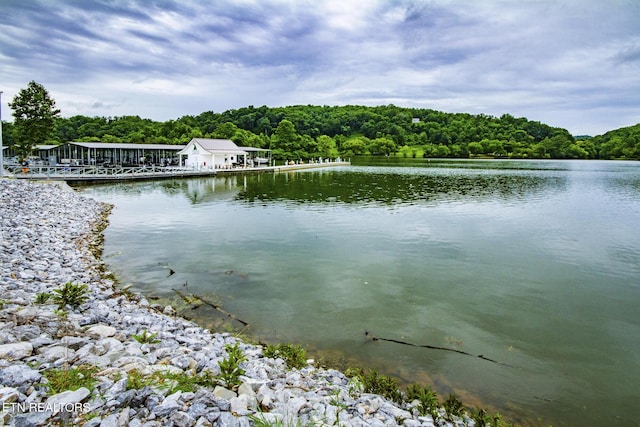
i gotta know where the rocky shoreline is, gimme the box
[0,179,475,427]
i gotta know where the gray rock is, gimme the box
[152,391,183,417]
[45,387,91,415]
[217,412,247,427]
[0,364,42,391]
[37,345,75,363]
[86,324,117,338]
[83,417,102,427]
[13,411,52,427]
[129,386,154,407]
[0,386,20,405]
[286,396,308,415]
[0,342,33,360]
[29,335,55,349]
[60,336,89,350]
[170,410,196,427]
[12,325,42,341]
[118,407,131,426]
[98,413,118,427]
[213,385,237,401]
[186,402,210,419]
[103,378,127,402]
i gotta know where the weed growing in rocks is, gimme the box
[156,369,218,394]
[44,365,99,395]
[54,308,68,320]
[471,408,514,427]
[264,343,308,369]
[52,282,89,309]
[405,383,440,419]
[218,343,247,389]
[123,368,219,393]
[249,413,312,427]
[35,292,52,304]
[125,369,155,390]
[444,393,465,421]
[345,368,403,404]
[132,329,160,344]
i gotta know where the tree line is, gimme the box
[3,81,638,160]
[588,123,640,159]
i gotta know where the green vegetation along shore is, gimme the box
[4,98,639,161]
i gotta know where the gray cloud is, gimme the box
[0,0,638,135]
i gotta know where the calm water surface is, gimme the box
[79,159,640,426]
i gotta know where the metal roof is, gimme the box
[180,138,248,155]
[69,142,186,150]
[191,138,244,152]
[238,146,270,152]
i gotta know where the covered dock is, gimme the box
[46,142,186,166]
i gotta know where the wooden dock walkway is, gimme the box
[3,161,351,183]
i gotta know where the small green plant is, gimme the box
[54,308,68,320]
[471,408,513,427]
[44,365,99,395]
[152,369,217,394]
[153,370,196,393]
[132,329,161,344]
[218,343,247,389]
[27,360,41,369]
[264,343,307,369]
[248,413,311,427]
[35,292,52,304]
[405,383,440,419]
[0,299,7,308]
[345,367,402,403]
[347,377,364,397]
[126,369,154,390]
[327,388,348,425]
[52,282,89,309]
[443,393,465,420]
[248,414,283,427]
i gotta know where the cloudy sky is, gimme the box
[1,0,638,136]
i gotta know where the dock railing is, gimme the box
[2,159,351,181]
[5,165,204,180]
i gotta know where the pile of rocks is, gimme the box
[0,179,471,426]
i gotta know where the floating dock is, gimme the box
[3,161,351,183]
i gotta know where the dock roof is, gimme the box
[69,142,186,150]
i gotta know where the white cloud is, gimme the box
[0,0,638,135]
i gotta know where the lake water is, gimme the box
[79,158,640,426]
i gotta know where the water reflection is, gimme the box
[235,167,567,207]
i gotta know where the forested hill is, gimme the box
[3,104,637,159]
[589,123,640,159]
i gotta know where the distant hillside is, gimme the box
[590,123,640,159]
[0,104,610,159]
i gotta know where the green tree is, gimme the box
[435,144,451,157]
[9,81,61,158]
[272,119,302,159]
[371,137,397,155]
[341,137,367,155]
[467,141,484,156]
[212,122,238,139]
[316,135,338,159]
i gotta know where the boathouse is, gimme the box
[178,139,248,169]
[5,142,187,166]
[52,142,186,166]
